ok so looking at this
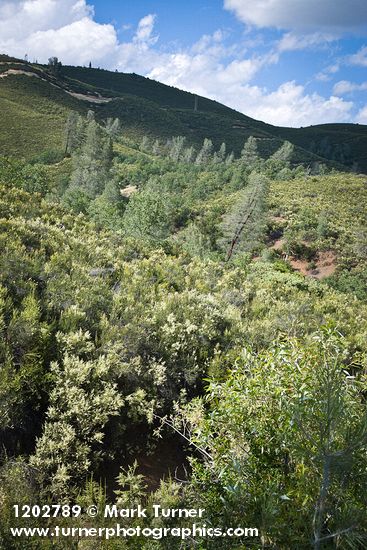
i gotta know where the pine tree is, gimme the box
[105,118,121,139]
[195,138,214,165]
[219,172,269,259]
[140,136,150,152]
[63,115,114,209]
[183,146,195,163]
[64,112,80,156]
[169,136,186,162]
[225,151,235,165]
[271,140,294,162]
[218,142,226,162]
[48,56,62,77]
[241,136,259,167]
[152,139,161,156]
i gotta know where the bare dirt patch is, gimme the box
[290,250,337,279]
[289,258,309,276]
[120,185,138,198]
[0,69,40,79]
[309,251,337,279]
[66,91,113,103]
[270,215,287,223]
[271,238,285,251]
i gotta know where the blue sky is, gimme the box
[1,0,367,126]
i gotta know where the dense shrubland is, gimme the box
[0,113,366,548]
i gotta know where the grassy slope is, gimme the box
[0,56,366,170]
[0,74,85,158]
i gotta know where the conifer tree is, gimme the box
[241,136,259,166]
[64,111,79,156]
[271,140,294,162]
[183,146,195,163]
[225,151,235,165]
[218,142,226,162]
[105,118,121,139]
[63,114,114,210]
[219,172,269,259]
[169,136,186,162]
[140,136,150,152]
[152,139,161,156]
[195,138,214,165]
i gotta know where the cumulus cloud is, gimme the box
[0,0,117,64]
[134,14,157,44]
[0,0,357,126]
[356,105,367,124]
[0,0,93,39]
[333,80,367,95]
[239,82,353,126]
[145,45,353,127]
[224,0,367,31]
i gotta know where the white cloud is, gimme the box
[145,45,353,126]
[347,45,367,66]
[333,80,367,95]
[134,14,157,44]
[315,64,340,82]
[0,0,357,127]
[0,0,93,39]
[355,105,367,124]
[224,0,367,31]
[239,82,353,126]
[0,0,117,64]
[277,32,337,52]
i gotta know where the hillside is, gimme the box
[1,52,367,549]
[1,54,366,170]
[1,131,367,547]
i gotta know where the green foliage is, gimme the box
[2,57,362,170]
[176,330,367,548]
[122,184,175,242]
[47,56,62,77]
[241,135,259,167]
[31,346,123,498]
[219,171,269,259]
[62,112,116,212]
[268,173,367,292]
[0,70,367,547]
[195,138,214,165]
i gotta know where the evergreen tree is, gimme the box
[169,136,186,162]
[271,140,294,162]
[64,111,80,156]
[63,114,114,210]
[225,151,235,165]
[241,136,259,167]
[183,146,195,163]
[218,142,226,162]
[140,136,150,152]
[152,139,161,156]
[105,118,121,139]
[219,172,269,259]
[195,138,214,165]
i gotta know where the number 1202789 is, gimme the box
[13,505,82,518]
